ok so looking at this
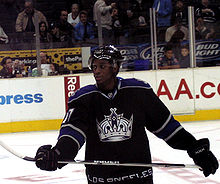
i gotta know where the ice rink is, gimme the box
[0,120,219,184]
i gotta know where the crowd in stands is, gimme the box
[0,0,220,45]
[0,56,26,78]
[1,0,220,78]
[0,51,61,78]
[0,0,153,46]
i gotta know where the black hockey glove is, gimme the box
[35,145,59,171]
[187,138,219,177]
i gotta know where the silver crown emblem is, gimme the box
[97,108,133,142]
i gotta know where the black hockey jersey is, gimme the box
[58,77,195,183]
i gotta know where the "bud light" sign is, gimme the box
[195,41,220,60]
[138,40,220,65]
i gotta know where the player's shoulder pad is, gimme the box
[119,78,152,89]
[68,84,98,103]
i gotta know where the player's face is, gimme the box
[91,59,117,90]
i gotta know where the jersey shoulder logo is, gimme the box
[97,108,133,142]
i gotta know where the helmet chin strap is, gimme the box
[113,63,117,69]
[112,59,118,68]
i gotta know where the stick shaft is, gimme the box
[0,140,201,169]
[59,160,201,169]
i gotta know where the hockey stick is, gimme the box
[0,140,35,161]
[0,139,201,169]
[60,160,201,169]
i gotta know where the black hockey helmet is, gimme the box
[88,45,123,70]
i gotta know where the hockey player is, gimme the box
[35,45,218,184]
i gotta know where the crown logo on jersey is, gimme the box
[97,108,133,142]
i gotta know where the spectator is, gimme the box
[152,0,173,42]
[195,16,215,40]
[74,10,95,42]
[93,0,117,45]
[39,21,51,43]
[13,59,26,77]
[48,63,59,76]
[0,57,14,78]
[138,15,147,27]
[111,7,122,44]
[124,8,140,40]
[165,18,188,42]
[31,51,52,77]
[195,0,218,31]
[158,45,180,69]
[0,25,9,44]
[171,0,188,26]
[111,8,121,28]
[49,22,62,42]
[135,0,154,23]
[67,3,80,28]
[168,29,185,62]
[116,0,149,44]
[78,0,95,21]
[129,0,147,27]
[117,0,146,44]
[152,0,173,27]
[39,51,50,64]
[15,0,48,33]
[179,44,190,68]
[31,51,49,68]
[126,3,143,27]
[56,9,73,42]
[118,0,140,25]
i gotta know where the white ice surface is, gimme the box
[0,120,219,184]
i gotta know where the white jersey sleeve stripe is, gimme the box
[164,126,183,142]
[61,124,87,139]
[152,113,172,134]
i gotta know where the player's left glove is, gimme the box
[187,138,219,177]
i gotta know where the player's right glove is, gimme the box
[35,145,59,171]
[187,138,219,177]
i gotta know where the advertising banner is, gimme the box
[140,40,220,66]
[0,47,83,72]
[0,67,220,126]
[117,40,220,68]
[0,77,65,123]
[194,67,220,109]
[64,76,80,111]
[154,69,195,114]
